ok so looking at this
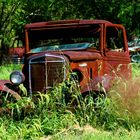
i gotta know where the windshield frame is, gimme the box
[25,23,102,53]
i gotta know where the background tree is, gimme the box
[22,0,140,36]
[0,0,25,63]
[118,0,140,37]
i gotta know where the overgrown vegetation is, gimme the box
[0,64,140,139]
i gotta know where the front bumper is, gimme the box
[0,80,21,100]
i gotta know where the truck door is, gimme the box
[103,25,131,79]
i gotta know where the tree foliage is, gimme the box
[118,0,140,36]
[0,0,25,63]
[22,0,140,36]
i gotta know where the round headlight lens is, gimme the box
[10,71,25,85]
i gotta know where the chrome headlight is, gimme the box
[10,71,25,85]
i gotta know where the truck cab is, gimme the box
[0,19,131,98]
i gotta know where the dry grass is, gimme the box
[108,76,140,127]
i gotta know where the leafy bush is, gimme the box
[0,64,21,79]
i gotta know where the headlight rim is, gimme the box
[10,70,25,85]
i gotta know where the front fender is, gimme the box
[81,75,113,94]
[0,80,21,100]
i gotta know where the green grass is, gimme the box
[132,63,140,78]
[0,63,140,139]
[0,64,22,79]
[52,127,140,140]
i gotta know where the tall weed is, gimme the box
[132,63,140,78]
[108,64,140,130]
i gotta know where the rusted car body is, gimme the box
[128,37,140,63]
[9,47,25,64]
[0,19,131,99]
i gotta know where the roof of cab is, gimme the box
[25,19,113,29]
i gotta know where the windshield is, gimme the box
[28,24,101,53]
[31,43,93,53]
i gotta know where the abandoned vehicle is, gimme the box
[0,19,131,101]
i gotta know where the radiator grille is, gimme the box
[47,61,65,86]
[29,55,66,93]
[31,63,46,92]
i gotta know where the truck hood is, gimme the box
[26,50,102,62]
[62,51,102,61]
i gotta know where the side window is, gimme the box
[106,27,125,52]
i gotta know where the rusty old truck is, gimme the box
[0,19,131,101]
